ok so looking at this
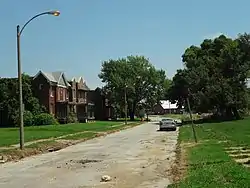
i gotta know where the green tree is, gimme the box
[169,34,250,119]
[0,74,44,126]
[99,55,167,120]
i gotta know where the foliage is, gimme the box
[99,55,169,120]
[23,110,34,126]
[12,110,34,126]
[67,112,78,123]
[168,34,250,119]
[34,113,58,126]
[0,74,44,126]
[138,109,146,118]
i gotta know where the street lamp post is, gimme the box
[17,10,60,150]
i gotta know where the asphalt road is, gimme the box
[0,121,178,188]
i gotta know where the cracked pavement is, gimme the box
[0,120,178,188]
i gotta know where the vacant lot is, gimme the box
[169,118,250,188]
[0,121,124,147]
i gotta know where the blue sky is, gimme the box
[0,0,249,89]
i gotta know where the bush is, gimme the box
[34,113,58,126]
[138,109,146,118]
[12,110,34,126]
[67,112,78,123]
[23,110,34,126]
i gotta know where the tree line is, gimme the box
[0,74,48,126]
[3,33,249,126]
[0,63,171,126]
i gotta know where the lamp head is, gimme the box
[48,10,60,16]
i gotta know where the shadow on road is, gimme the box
[157,129,177,132]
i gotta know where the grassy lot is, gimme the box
[169,118,250,188]
[0,121,125,147]
[59,132,98,140]
[161,114,201,121]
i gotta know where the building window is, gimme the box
[73,89,76,99]
[60,89,63,100]
[39,84,43,90]
[66,91,68,100]
[79,91,85,98]
[50,91,54,97]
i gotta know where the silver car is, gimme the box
[159,119,177,131]
[159,118,173,125]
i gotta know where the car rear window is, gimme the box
[162,119,172,121]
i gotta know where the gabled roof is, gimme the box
[33,71,57,82]
[34,71,91,89]
[68,77,76,82]
[78,76,84,83]
[77,76,90,90]
[33,71,71,87]
[159,100,183,109]
[82,82,90,90]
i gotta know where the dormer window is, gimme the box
[39,84,43,90]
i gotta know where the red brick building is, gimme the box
[33,71,112,122]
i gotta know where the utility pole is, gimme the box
[186,96,197,143]
[17,25,24,150]
[124,85,127,125]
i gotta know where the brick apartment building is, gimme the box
[33,71,113,123]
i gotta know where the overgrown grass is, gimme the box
[162,114,201,121]
[0,121,122,147]
[169,117,250,188]
[60,132,97,140]
[179,117,250,146]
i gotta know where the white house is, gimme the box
[153,100,184,114]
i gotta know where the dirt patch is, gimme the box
[169,141,198,184]
[57,159,103,169]
[0,141,69,163]
[170,142,188,184]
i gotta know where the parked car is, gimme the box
[159,119,177,131]
[159,118,173,125]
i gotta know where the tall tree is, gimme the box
[99,55,167,120]
[0,74,44,126]
[169,34,250,119]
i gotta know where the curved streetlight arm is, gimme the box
[16,10,59,150]
[18,11,59,36]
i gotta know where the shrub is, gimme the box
[34,113,58,126]
[13,110,34,126]
[23,110,34,126]
[138,109,146,119]
[67,112,78,123]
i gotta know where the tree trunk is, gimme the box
[128,102,136,121]
[225,107,233,119]
[232,107,241,120]
[129,112,135,121]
